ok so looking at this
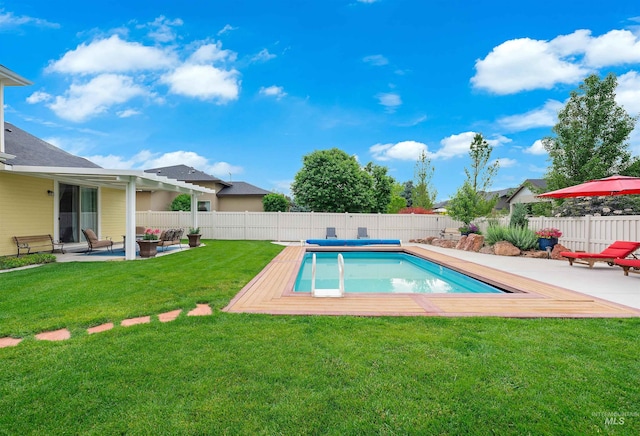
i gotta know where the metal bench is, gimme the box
[13,234,59,257]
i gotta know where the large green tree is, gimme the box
[291,148,376,213]
[365,163,394,213]
[387,182,408,213]
[412,150,437,210]
[543,73,639,191]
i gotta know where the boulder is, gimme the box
[551,243,570,260]
[455,235,468,250]
[461,234,484,252]
[493,241,521,256]
[433,239,457,249]
[479,245,494,255]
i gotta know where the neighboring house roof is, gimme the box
[217,181,271,197]
[145,165,231,186]
[507,179,548,203]
[4,122,101,168]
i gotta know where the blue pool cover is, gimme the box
[306,239,401,246]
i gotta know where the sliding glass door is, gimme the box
[59,183,98,242]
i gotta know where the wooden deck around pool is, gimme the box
[223,246,640,318]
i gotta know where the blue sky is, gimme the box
[2,0,640,201]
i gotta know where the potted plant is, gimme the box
[535,227,562,251]
[187,227,202,248]
[458,223,480,236]
[138,228,160,258]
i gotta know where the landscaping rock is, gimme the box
[455,235,467,250]
[461,234,484,252]
[551,244,570,260]
[432,239,457,249]
[493,241,521,256]
[479,245,494,255]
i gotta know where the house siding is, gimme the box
[100,187,126,240]
[0,172,54,256]
[218,196,264,212]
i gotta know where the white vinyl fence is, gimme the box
[136,211,640,253]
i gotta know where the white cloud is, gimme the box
[0,9,59,28]
[370,141,429,161]
[363,54,388,66]
[497,100,563,131]
[471,37,589,94]
[48,74,148,122]
[189,42,237,64]
[161,64,240,102]
[209,161,244,178]
[117,109,141,118]
[259,85,287,100]
[251,48,276,62]
[217,24,237,35]
[472,28,640,94]
[357,0,379,3]
[616,70,640,115]
[432,132,510,159]
[26,91,53,104]
[145,16,183,43]
[47,34,176,75]
[495,158,517,168]
[376,92,402,112]
[524,139,547,155]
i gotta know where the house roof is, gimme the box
[4,122,101,168]
[145,165,231,186]
[507,178,548,202]
[0,65,32,86]
[217,181,271,197]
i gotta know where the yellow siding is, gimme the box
[218,196,265,212]
[0,173,54,257]
[100,187,126,241]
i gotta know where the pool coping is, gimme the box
[223,245,640,318]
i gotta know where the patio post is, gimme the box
[190,194,199,233]
[125,178,137,260]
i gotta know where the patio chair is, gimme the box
[559,241,640,268]
[357,227,369,239]
[614,258,640,276]
[326,227,338,239]
[81,228,114,254]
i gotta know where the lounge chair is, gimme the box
[560,241,640,268]
[357,227,369,239]
[157,228,183,251]
[81,228,114,254]
[614,258,640,276]
[326,227,337,239]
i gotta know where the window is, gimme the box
[197,201,211,211]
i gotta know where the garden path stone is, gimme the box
[35,328,71,341]
[188,304,212,316]
[158,309,182,322]
[88,323,114,334]
[121,316,151,327]
[0,337,23,348]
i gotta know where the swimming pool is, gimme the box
[294,251,504,294]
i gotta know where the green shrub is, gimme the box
[485,225,539,250]
[262,193,289,212]
[510,203,529,228]
[0,253,56,270]
[485,225,509,245]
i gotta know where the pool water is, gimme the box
[294,252,504,294]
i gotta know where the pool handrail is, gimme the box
[311,253,345,298]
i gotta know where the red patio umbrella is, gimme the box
[537,175,640,199]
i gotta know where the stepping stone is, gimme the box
[188,304,212,316]
[0,337,22,348]
[35,328,71,341]
[87,322,114,334]
[121,316,151,327]
[158,309,182,323]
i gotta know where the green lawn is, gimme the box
[1,241,639,434]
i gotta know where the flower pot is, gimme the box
[138,240,159,258]
[538,237,558,251]
[188,234,201,248]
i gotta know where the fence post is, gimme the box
[585,215,591,252]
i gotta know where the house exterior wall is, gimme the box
[136,190,176,211]
[99,187,126,240]
[218,196,264,212]
[0,172,54,256]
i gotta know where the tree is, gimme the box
[262,193,289,212]
[387,182,407,213]
[412,150,437,209]
[291,148,375,213]
[543,73,639,191]
[448,133,499,224]
[170,194,191,211]
[401,181,414,207]
[365,162,394,213]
